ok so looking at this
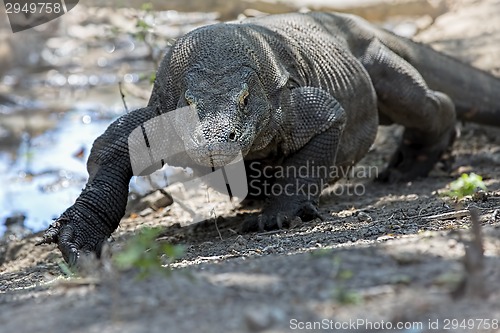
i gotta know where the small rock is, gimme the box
[262,246,277,254]
[139,207,154,217]
[357,211,373,222]
[376,234,395,241]
[227,235,248,252]
[151,192,174,210]
[472,190,488,202]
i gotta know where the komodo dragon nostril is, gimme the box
[192,131,204,144]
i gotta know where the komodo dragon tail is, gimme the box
[376,30,500,127]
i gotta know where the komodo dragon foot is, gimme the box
[377,126,457,183]
[241,196,323,232]
[36,206,111,266]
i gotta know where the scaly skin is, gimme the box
[38,12,500,264]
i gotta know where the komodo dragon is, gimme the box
[38,12,500,264]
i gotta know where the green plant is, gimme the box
[130,2,170,67]
[443,173,487,199]
[58,260,77,277]
[114,227,184,279]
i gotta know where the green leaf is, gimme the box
[443,172,487,198]
[113,227,184,278]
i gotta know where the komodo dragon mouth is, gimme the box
[185,142,245,167]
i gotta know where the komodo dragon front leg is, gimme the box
[361,41,457,182]
[242,87,346,231]
[37,106,192,265]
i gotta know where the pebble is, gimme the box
[357,212,373,222]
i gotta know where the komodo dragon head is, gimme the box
[167,23,285,168]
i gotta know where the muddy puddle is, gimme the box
[0,77,153,237]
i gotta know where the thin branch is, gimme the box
[118,81,129,113]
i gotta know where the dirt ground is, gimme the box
[1,1,500,332]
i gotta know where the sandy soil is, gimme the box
[1,1,500,332]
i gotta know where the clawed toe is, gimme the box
[240,199,323,232]
[36,221,61,245]
[240,213,291,232]
[298,201,323,221]
[36,212,109,266]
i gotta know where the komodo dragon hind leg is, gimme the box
[241,87,346,232]
[361,41,457,183]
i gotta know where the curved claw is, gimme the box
[57,223,80,266]
[241,199,323,232]
[35,218,68,245]
[299,201,324,222]
[36,218,81,266]
[36,212,109,266]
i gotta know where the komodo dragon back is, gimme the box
[345,13,500,126]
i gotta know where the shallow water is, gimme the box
[0,55,155,237]
[0,105,114,235]
[0,91,144,234]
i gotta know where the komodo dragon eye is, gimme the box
[184,90,196,105]
[238,83,249,110]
